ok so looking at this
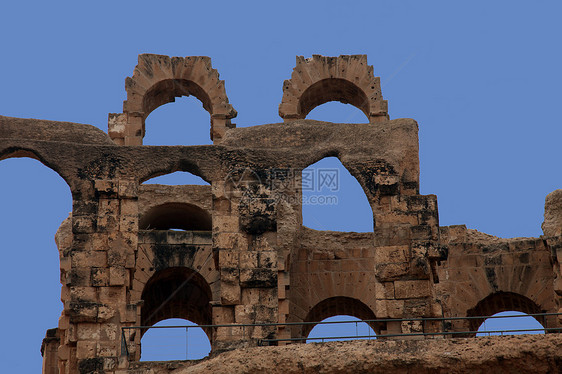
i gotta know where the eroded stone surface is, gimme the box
[133,335,562,374]
[2,54,561,374]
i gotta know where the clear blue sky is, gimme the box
[1,1,561,370]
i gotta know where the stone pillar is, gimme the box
[212,173,279,351]
[543,190,562,326]
[364,164,444,336]
[41,328,60,374]
[55,180,140,373]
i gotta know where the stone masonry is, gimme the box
[1,54,561,373]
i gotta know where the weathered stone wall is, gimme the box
[436,225,555,333]
[1,54,561,374]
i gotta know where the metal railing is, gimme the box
[121,312,562,360]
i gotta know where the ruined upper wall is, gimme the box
[109,54,237,145]
[0,115,113,145]
[279,55,389,123]
[543,189,562,237]
[436,225,555,332]
[0,117,421,203]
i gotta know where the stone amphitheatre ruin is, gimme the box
[2,54,562,373]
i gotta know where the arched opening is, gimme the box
[139,203,211,231]
[298,78,370,120]
[143,79,212,119]
[306,101,369,123]
[467,292,545,334]
[140,267,213,360]
[140,318,211,361]
[0,157,71,372]
[307,315,376,343]
[302,157,373,232]
[476,311,545,336]
[143,94,212,146]
[303,297,381,340]
[142,170,209,185]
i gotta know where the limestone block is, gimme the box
[97,213,118,232]
[221,268,239,283]
[259,288,277,308]
[72,251,107,268]
[193,231,212,244]
[90,234,110,252]
[66,301,98,323]
[213,306,235,324]
[119,214,137,233]
[108,113,126,140]
[234,304,253,324]
[374,245,409,264]
[219,250,240,268]
[118,180,138,198]
[122,304,138,324]
[375,282,395,299]
[119,199,138,216]
[72,216,95,234]
[377,212,418,226]
[214,232,249,251]
[259,251,278,268]
[100,323,118,341]
[410,225,433,240]
[98,286,125,306]
[375,262,410,280]
[97,305,116,321]
[166,230,193,244]
[221,282,241,305]
[76,341,97,359]
[68,267,91,287]
[543,189,562,236]
[109,266,128,286]
[94,180,118,196]
[255,305,277,323]
[107,246,127,267]
[76,324,101,341]
[376,299,404,318]
[241,288,260,304]
[240,251,259,269]
[395,280,431,299]
[240,268,277,288]
[279,299,289,315]
[90,268,109,287]
[213,215,240,232]
[70,287,98,303]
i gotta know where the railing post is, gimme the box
[121,328,130,359]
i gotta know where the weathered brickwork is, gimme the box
[0,54,561,373]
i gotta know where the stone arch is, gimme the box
[139,164,212,186]
[131,225,218,315]
[0,147,73,189]
[111,54,237,145]
[466,291,544,332]
[300,156,374,232]
[140,267,213,339]
[139,203,212,231]
[302,296,382,338]
[279,55,388,124]
[0,153,73,371]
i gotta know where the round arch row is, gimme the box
[109,54,390,146]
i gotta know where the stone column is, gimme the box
[212,173,279,351]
